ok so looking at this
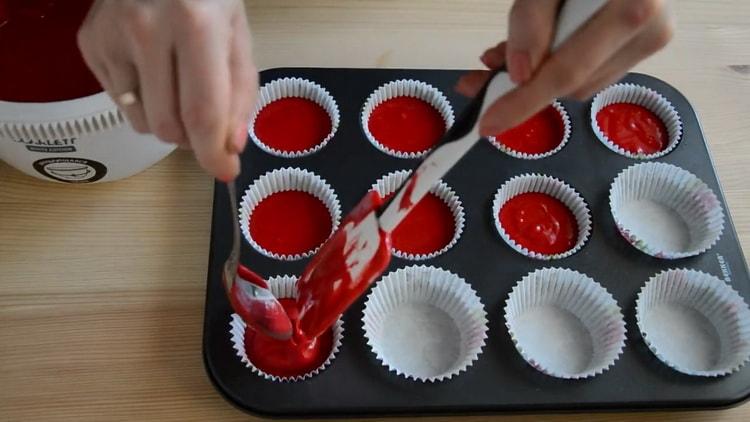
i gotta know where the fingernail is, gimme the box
[508,50,531,84]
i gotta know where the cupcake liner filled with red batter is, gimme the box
[249,78,340,158]
[492,174,591,260]
[361,80,454,158]
[591,83,682,159]
[488,101,571,159]
[362,265,488,382]
[229,275,344,382]
[609,162,724,259]
[371,170,464,260]
[504,267,626,379]
[240,167,341,260]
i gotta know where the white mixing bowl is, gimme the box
[0,92,175,183]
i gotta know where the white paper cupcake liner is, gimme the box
[609,162,724,259]
[248,77,340,158]
[362,265,488,382]
[491,174,592,260]
[371,170,465,260]
[229,275,344,382]
[239,167,342,260]
[488,100,571,160]
[591,83,682,160]
[504,267,626,379]
[636,269,750,377]
[361,79,454,159]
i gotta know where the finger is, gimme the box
[505,0,560,84]
[569,10,674,100]
[480,41,507,70]
[133,38,187,145]
[105,60,150,133]
[455,70,492,98]
[227,8,256,154]
[479,0,660,135]
[175,7,237,181]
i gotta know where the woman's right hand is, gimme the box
[78,0,257,181]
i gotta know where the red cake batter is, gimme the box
[244,298,334,378]
[596,103,668,155]
[495,105,565,155]
[499,192,578,255]
[0,0,102,102]
[368,96,446,153]
[249,191,332,256]
[254,97,332,152]
[391,193,455,255]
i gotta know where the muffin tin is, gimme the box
[202,68,750,417]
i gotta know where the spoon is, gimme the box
[222,181,293,340]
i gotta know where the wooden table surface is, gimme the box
[2,0,749,420]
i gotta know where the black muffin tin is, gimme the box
[202,68,750,417]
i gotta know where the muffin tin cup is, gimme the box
[361,79,455,158]
[504,267,627,379]
[591,83,682,160]
[636,269,750,377]
[362,265,488,383]
[491,174,592,260]
[371,170,465,260]
[249,77,340,158]
[609,162,724,259]
[229,275,345,382]
[488,101,572,160]
[239,167,342,261]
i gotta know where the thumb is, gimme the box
[506,0,561,84]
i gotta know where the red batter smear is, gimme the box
[495,105,565,154]
[296,190,391,340]
[254,97,332,152]
[499,192,578,255]
[368,96,446,153]
[244,298,334,378]
[0,0,102,102]
[392,193,455,255]
[249,191,332,256]
[596,103,668,155]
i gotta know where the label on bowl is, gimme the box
[32,157,107,183]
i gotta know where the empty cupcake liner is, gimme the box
[249,77,340,158]
[591,83,682,160]
[239,167,342,260]
[491,174,592,260]
[609,162,724,259]
[636,269,750,377]
[361,79,455,159]
[488,100,571,159]
[504,267,627,379]
[229,275,344,382]
[371,170,465,260]
[362,265,488,382]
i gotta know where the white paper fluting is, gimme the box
[636,269,750,377]
[239,167,341,260]
[609,162,724,259]
[362,265,488,382]
[591,83,682,160]
[229,275,344,382]
[361,79,454,158]
[371,169,464,260]
[491,173,591,260]
[504,267,626,379]
[488,100,571,159]
[248,77,340,158]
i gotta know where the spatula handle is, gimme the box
[378,0,607,233]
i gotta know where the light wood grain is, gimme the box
[1,0,749,420]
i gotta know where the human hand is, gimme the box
[78,0,257,181]
[456,0,673,137]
